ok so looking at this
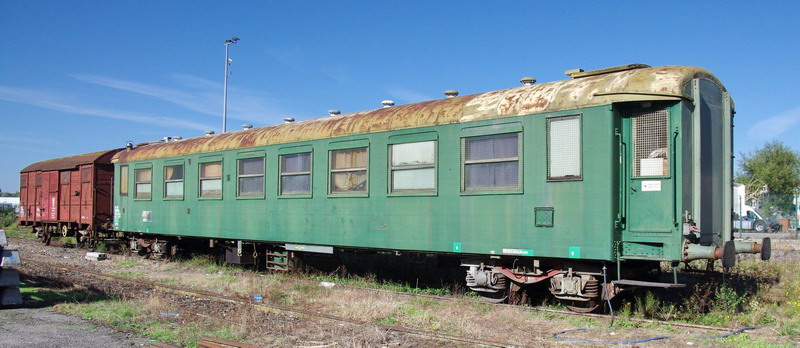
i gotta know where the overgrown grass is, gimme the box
[1,225,35,239]
[607,258,800,335]
[308,273,450,296]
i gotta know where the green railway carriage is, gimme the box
[111,64,769,311]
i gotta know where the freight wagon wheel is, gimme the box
[43,232,52,246]
[61,225,70,237]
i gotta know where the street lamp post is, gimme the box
[222,36,239,133]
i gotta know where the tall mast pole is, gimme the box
[222,36,239,133]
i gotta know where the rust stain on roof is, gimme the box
[22,149,123,173]
[115,65,724,163]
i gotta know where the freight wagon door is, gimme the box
[59,171,71,221]
[46,172,58,221]
[80,166,93,226]
[624,109,676,234]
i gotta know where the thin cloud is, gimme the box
[72,73,283,124]
[388,88,436,104]
[747,106,800,141]
[0,86,213,131]
[71,74,219,117]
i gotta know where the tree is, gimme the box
[736,140,800,215]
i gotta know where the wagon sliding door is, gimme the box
[624,109,676,235]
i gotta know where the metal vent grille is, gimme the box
[534,207,554,227]
[632,109,669,177]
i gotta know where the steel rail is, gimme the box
[24,259,512,348]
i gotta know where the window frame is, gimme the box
[60,171,70,185]
[119,165,129,196]
[460,131,523,195]
[328,146,369,196]
[163,164,185,200]
[133,167,152,200]
[279,151,313,198]
[199,160,223,199]
[236,156,265,198]
[546,115,583,181]
[81,167,91,183]
[631,109,671,179]
[388,140,437,195]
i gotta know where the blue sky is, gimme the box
[1,1,799,192]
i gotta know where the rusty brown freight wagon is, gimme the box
[18,149,122,245]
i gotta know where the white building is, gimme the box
[0,197,20,213]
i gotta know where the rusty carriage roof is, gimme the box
[114,65,725,163]
[22,149,124,173]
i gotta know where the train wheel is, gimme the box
[551,276,602,313]
[43,232,52,246]
[61,225,70,237]
[478,290,508,304]
[562,299,600,313]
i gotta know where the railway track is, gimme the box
[19,232,734,335]
[24,259,513,348]
[344,284,733,333]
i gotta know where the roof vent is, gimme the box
[172,136,182,141]
[566,64,650,79]
[242,124,253,130]
[564,69,584,78]
[125,142,133,150]
[328,109,341,116]
[444,90,459,98]
[283,117,295,124]
[162,136,172,142]
[204,130,215,136]
[520,77,536,85]
[381,100,395,108]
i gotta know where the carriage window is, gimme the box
[390,141,436,192]
[134,168,152,199]
[21,174,27,188]
[238,158,264,196]
[330,147,368,194]
[164,165,184,199]
[632,109,669,177]
[462,133,521,191]
[280,152,311,195]
[200,161,223,198]
[60,172,70,185]
[81,168,91,183]
[547,116,582,180]
[35,173,42,187]
[120,166,129,196]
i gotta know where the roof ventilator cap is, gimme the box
[565,68,585,78]
[444,90,459,98]
[172,136,182,141]
[520,77,536,85]
[283,117,295,124]
[162,136,172,142]
[328,109,341,116]
[242,124,253,130]
[381,100,395,108]
[204,130,215,136]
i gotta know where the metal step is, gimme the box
[612,279,685,288]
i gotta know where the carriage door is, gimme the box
[624,109,676,234]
